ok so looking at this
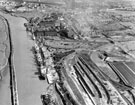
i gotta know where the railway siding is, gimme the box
[108,61,135,88]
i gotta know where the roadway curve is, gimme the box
[0,11,48,105]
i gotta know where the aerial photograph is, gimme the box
[1,0,135,105]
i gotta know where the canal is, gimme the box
[0,12,48,105]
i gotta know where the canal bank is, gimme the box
[0,15,11,105]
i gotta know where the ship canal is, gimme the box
[0,11,48,105]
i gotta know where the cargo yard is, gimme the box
[22,10,135,105]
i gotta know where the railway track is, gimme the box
[107,61,135,88]
[76,59,103,98]
[77,55,110,104]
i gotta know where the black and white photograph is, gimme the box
[0,0,135,105]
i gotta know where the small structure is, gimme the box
[38,20,55,27]
[45,31,57,36]
[46,66,59,84]
[37,53,42,62]
[45,58,53,66]
[40,66,47,77]
[34,30,45,38]
[34,43,40,51]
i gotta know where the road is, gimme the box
[0,11,48,105]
